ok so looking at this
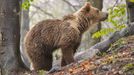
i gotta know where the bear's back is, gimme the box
[24,19,63,50]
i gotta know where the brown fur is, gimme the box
[24,2,108,71]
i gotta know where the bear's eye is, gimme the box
[96,10,99,13]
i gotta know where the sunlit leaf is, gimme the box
[21,0,34,10]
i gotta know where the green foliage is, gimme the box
[92,28,115,38]
[92,4,127,38]
[22,0,34,10]
[128,0,134,2]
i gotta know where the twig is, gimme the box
[31,4,55,18]
[113,0,119,7]
[29,10,38,19]
[62,0,77,11]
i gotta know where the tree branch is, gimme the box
[31,4,55,18]
[62,0,77,11]
[113,0,119,7]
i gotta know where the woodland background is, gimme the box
[0,0,134,75]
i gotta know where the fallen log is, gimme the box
[74,22,134,61]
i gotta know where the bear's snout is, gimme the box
[100,12,108,21]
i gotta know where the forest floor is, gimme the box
[49,35,134,75]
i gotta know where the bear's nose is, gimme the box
[104,12,108,20]
[100,12,109,21]
[106,13,109,18]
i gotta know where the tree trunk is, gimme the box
[20,0,30,68]
[0,0,26,75]
[74,0,134,61]
[126,0,134,23]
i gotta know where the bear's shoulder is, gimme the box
[63,14,76,21]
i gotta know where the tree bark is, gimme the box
[20,0,30,68]
[0,0,26,75]
[126,0,134,23]
[74,0,134,61]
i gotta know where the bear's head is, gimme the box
[74,2,108,24]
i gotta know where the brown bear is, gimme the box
[24,2,108,71]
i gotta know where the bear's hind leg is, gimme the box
[43,53,53,71]
[27,48,52,71]
[30,53,53,71]
[29,50,46,70]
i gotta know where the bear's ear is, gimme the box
[73,2,91,16]
[84,2,91,12]
[82,2,91,12]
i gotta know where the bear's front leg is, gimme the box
[48,48,74,73]
[61,47,75,66]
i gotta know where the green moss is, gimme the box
[123,63,134,72]
[38,70,46,75]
